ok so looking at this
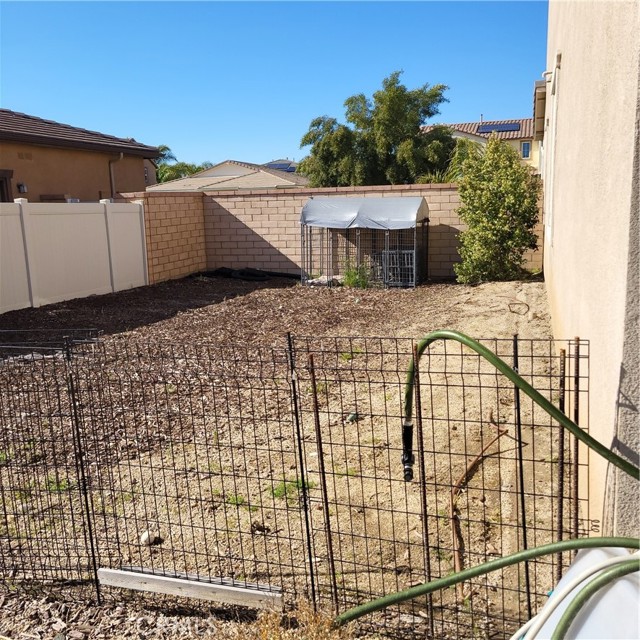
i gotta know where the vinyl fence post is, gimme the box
[14,198,36,307]
[99,199,116,293]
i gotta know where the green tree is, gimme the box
[155,144,177,166]
[418,137,484,184]
[454,136,541,284]
[298,71,455,186]
[154,144,213,183]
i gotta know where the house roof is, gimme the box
[424,118,534,141]
[0,109,159,157]
[263,159,298,172]
[147,159,309,192]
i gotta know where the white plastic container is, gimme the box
[531,547,639,639]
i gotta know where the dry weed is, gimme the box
[232,601,355,640]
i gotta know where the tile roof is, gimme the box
[220,160,309,185]
[424,118,534,141]
[147,159,309,192]
[0,109,159,157]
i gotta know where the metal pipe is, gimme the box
[108,152,124,199]
[513,334,532,619]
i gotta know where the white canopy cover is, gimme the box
[300,196,429,230]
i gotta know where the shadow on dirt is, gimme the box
[0,272,298,340]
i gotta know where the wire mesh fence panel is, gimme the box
[69,338,313,606]
[291,335,589,639]
[0,332,100,599]
[0,331,590,638]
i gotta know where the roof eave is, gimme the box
[0,131,159,158]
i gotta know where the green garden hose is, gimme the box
[550,558,640,639]
[335,329,639,630]
[333,537,640,627]
[401,330,639,481]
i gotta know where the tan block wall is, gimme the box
[204,184,543,280]
[123,184,544,285]
[121,191,207,284]
[204,184,466,279]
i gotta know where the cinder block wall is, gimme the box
[204,184,465,279]
[120,192,207,284]
[123,185,543,284]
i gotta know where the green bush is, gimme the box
[454,136,541,284]
[342,262,370,288]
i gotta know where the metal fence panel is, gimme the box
[0,332,590,639]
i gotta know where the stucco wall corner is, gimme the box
[603,73,640,537]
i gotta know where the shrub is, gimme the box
[454,136,541,284]
[342,262,370,288]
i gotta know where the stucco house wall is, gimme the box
[543,0,639,534]
[1,141,154,201]
[0,110,158,203]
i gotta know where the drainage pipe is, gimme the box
[109,152,124,199]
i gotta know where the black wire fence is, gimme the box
[0,330,590,638]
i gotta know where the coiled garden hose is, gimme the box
[549,558,640,639]
[334,330,639,632]
[517,551,640,639]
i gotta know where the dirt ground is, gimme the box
[0,275,553,640]
[0,273,550,346]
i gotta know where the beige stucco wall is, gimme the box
[0,141,151,201]
[506,139,540,172]
[543,0,640,532]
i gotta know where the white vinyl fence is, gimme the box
[0,199,148,314]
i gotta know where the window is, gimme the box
[0,169,14,202]
[521,141,531,159]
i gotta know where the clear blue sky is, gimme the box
[0,1,548,165]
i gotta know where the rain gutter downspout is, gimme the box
[109,152,124,199]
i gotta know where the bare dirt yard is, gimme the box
[0,275,552,640]
[0,273,550,346]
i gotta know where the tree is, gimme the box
[454,136,541,284]
[418,137,484,184]
[155,144,177,166]
[154,145,213,183]
[298,71,455,186]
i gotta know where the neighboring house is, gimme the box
[424,118,539,171]
[263,159,299,173]
[147,159,309,192]
[541,0,639,536]
[0,109,159,202]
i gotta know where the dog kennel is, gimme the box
[300,196,429,288]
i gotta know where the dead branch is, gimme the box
[450,410,508,601]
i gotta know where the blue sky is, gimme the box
[0,1,548,165]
